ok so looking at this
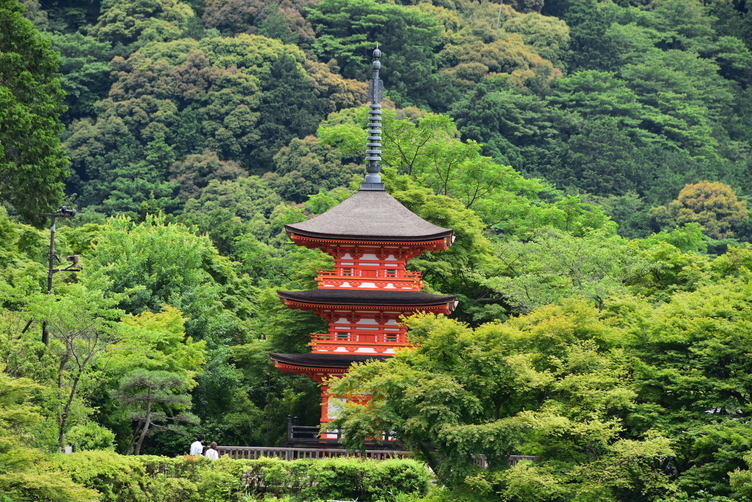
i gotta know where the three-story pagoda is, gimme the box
[270,49,456,427]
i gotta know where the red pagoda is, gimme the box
[270,49,456,432]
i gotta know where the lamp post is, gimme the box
[39,206,80,346]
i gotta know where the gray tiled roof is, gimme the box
[278,289,456,306]
[270,352,390,369]
[285,190,452,241]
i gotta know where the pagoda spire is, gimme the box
[361,47,385,191]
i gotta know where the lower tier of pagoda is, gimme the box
[270,352,389,424]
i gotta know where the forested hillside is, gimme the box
[3,0,752,500]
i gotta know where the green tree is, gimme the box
[89,0,194,48]
[319,106,611,238]
[44,32,114,121]
[308,0,442,106]
[80,215,253,345]
[564,0,617,71]
[270,135,357,203]
[451,77,569,172]
[106,305,206,387]
[330,303,676,498]
[64,35,364,210]
[503,10,570,67]
[649,181,749,239]
[482,226,649,312]
[178,175,284,257]
[169,149,247,201]
[0,0,68,227]
[561,116,643,196]
[612,278,752,495]
[252,51,329,172]
[113,368,197,455]
[25,284,124,449]
[203,0,316,48]
[203,0,270,35]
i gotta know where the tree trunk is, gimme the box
[135,388,152,455]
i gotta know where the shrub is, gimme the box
[54,452,432,501]
[67,422,116,451]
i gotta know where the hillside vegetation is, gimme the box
[3,0,752,500]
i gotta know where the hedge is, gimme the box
[53,451,432,502]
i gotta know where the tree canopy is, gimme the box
[0,0,68,226]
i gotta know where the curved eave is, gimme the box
[286,228,454,246]
[270,352,391,369]
[277,290,457,311]
[283,301,454,315]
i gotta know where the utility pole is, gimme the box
[39,206,80,345]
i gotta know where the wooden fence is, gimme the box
[216,446,407,461]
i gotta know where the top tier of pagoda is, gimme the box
[285,190,453,292]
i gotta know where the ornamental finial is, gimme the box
[361,46,385,191]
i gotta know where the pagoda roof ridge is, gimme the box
[278,288,456,306]
[270,352,390,369]
[285,190,452,242]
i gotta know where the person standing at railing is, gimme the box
[190,434,204,456]
[205,441,220,460]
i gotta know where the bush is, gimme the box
[54,452,432,501]
[67,422,116,451]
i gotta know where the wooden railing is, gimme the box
[309,331,407,347]
[316,269,422,289]
[216,446,408,461]
[286,418,397,444]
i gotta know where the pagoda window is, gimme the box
[336,332,349,341]
[385,269,397,278]
[341,268,353,276]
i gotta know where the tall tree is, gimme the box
[0,0,68,227]
[113,369,197,455]
[25,284,124,449]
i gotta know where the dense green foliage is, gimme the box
[54,451,431,501]
[3,0,752,500]
[0,0,68,226]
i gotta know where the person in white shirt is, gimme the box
[205,441,220,460]
[190,434,204,456]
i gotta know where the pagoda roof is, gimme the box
[285,190,452,242]
[270,352,390,369]
[278,289,456,307]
